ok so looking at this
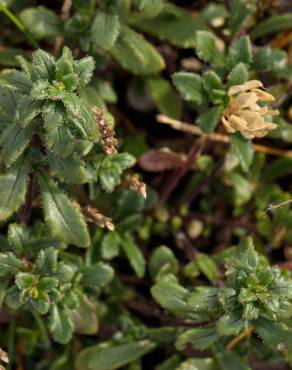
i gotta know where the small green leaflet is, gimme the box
[231,132,254,172]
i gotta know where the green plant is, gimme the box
[0,0,292,370]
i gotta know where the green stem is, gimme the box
[0,2,39,49]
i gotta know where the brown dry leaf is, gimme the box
[138,148,186,172]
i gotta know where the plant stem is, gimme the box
[0,2,39,49]
[225,326,253,349]
[156,114,292,159]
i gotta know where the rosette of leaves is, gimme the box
[0,47,135,248]
[173,32,291,172]
[152,237,292,362]
[0,222,114,344]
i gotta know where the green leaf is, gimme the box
[63,93,99,141]
[146,77,182,119]
[151,274,189,315]
[42,101,64,130]
[0,252,22,277]
[231,132,254,173]
[172,72,205,104]
[49,305,74,344]
[45,125,74,158]
[216,312,246,336]
[16,95,42,127]
[177,358,215,370]
[129,3,208,48]
[76,341,156,370]
[8,223,28,255]
[38,172,90,247]
[0,48,24,67]
[91,11,120,50]
[202,71,225,105]
[110,25,165,75]
[121,235,145,278]
[19,6,62,40]
[196,253,218,282]
[101,231,121,259]
[195,31,225,69]
[138,0,165,17]
[81,262,114,288]
[214,344,251,370]
[229,0,252,36]
[187,287,220,312]
[148,245,179,279]
[0,157,29,221]
[32,49,56,81]
[70,292,98,335]
[251,13,292,39]
[74,56,95,86]
[227,63,249,88]
[176,326,218,351]
[0,121,32,167]
[255,318,292,352]
[48,152,88,184]
[197,106,223,134]
[0,71,32,94]
[228,172,253,207]
[228,36,253,68]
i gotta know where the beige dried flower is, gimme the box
[124,173,147,199]
[221,80,279,139]
[0,348,8,370]
[83,206,115,231]
[92,106,118,155]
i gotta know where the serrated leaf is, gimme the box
[38,171,90,247]
[197,106,223,134]
[110,25,165,75]
[63,93,99,141]
[196,253,218,282]
[214,344,251,370]
[45,125,74,157]
[195,31,225,69]
[74,56,95,86]
[0,121,32,167]
[172,72,205,104]
[48,152,88,184]
[187,287,220,312]
[49,305,74,344]
[231,132,254,172]
[121,235,145,278]
[42,100,64,130]
[0,157,29,221]
[216,312,246,335]
[151,274,189,315]
[8,223,28,255]
[76,341,155,370]
[16,95,42,127]
[251,13,292,39]
[0,71,32,94]
[228,36,253,68]
[146,77,182,119]
[176,326,218,350]
[81,262,114,288]
[91,11,120,50]
[0,252,22,277]
[32,49,56,81]
[227,63,249,87]
[19,6,62,40]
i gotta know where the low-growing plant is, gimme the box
[0,0,292,370]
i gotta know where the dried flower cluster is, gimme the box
[83,206,115,231]
[92,106,118,155]
[222,80,279,139]
[0,348,8,370]
[124,173,147,199]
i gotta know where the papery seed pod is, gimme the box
[83,206,114,231]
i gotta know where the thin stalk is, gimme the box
[0,2,39,48]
